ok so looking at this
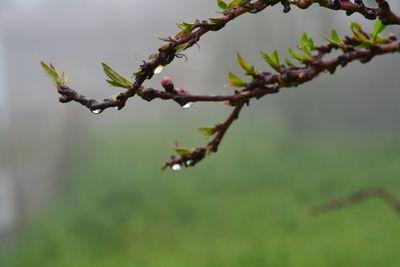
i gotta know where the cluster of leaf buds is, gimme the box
[40,62,68,89]
[228,20,392,89]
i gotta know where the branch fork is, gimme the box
[42,0,400,169]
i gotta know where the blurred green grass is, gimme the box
[2,121,400,267]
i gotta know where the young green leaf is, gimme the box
[323,30,345,48]
[350,22,369,42]
[102,63,133,89]
[106,80,124,87]
[323,36,341,48]
[175,23,196,38]
[198,127,217,138]
[261,50,280,70]
[289,49,308,62]
[176,22,195,32]
[236,52,256,75]
[300,45,312,57]
[349,23,375,48]
[350,22,363,36]
[285,58,295,67]
[331,30,343,45]
[270,50,280,67]
[41,62,68,88]
[228,72,247,87]
[375,36,389,44]
[371,20,387,41]
[209,18,223,24]
[41,62,59,87]
[59,73,68,85]
[175,147,195,157]
[301,33,315,49]
[228,0,251,8]
[217,0,228,9]
[300,32,315,56]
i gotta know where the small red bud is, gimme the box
[176,88,187,94]
[161,77,174,93]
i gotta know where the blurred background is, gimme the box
[0,0,400,266]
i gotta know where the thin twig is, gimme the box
[310,186,400,216]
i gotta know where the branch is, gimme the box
[136,37,400,107]
[51,0,278,113]
[309,186,400,216]
[143,30,400,169]
[294,0,400,25]
[42,0,400,169]
[162,103,245,170]
[49,0,400,113]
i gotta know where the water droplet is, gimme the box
[154,65,163,74]
[185,160,194,166]
[114,107,119,110]
[171,164,181,171]
[182,102,193,109]
[91,109,102,114]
